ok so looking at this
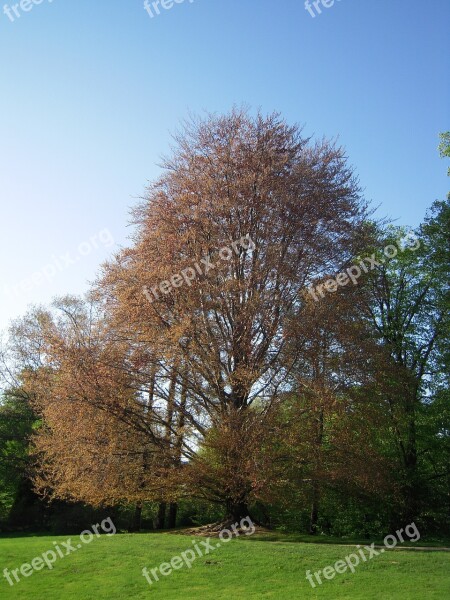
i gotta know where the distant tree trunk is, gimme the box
[389,383,420,526]
[309,404,324,535]
[154,502,166,529]
[130,502,143,532]
[403,391,419,523]
[309,483,320,535]
[167,503,178,528]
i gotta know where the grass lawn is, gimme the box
[0,531,449,599]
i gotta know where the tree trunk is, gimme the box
[225,500,250,522]
[129,502,142,532]
[309,482,320,535]
[309,404,324,535]
[165,369,186,532]
[403,390,419,523]
[154,502,166,529]
[167,502,178,528]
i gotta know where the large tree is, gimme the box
[356,216,449,524]
[96,108,368,518]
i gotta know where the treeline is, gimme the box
[1,113,448,537]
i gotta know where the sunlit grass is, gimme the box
[0,532,449,599]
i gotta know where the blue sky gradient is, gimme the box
[0,0,449,331]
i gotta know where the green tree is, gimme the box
[438,131,450,176]
[0,388,36,525]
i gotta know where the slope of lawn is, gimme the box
[0,532,449,599]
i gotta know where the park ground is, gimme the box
[0,531,449,599]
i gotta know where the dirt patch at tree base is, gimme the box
[171,519,270,537]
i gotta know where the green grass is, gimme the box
[0,532,449,599]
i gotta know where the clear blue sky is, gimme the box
[0,0,449,332]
